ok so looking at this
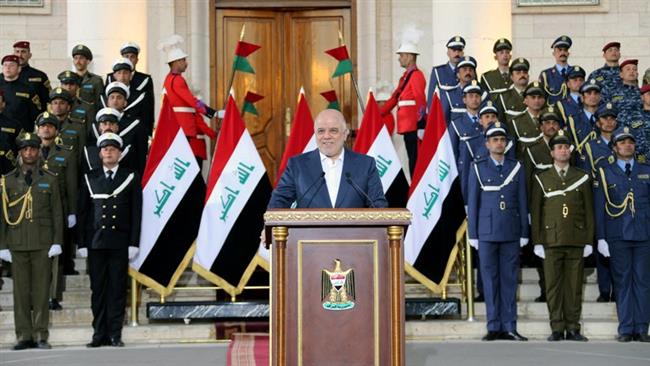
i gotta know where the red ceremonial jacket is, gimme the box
[163,72,216,159]
[379,66,426,134]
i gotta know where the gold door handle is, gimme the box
[285,107,292,137]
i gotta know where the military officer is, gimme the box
[468,122,528,341]
[524,107,562,195]
[588,42,622,104]
[58,70,95,138]
[440,56,485,124]
[71,45,104,111]
[556,66,586,122]
[0,90,22,175]
[35,112,78,310]
[567,79,600,168]
[508,81,546,159]
[102,59,152,131]
[0,55,40,132]
[49,88,86,161]
[379,39,426,177]
[594,127,650,342]
[495,57,530,125]
[474,101,515,161]
[106,43,155,137]
[427,35,465,108]
[610,60,643,146]
[13,41,50,113]
[642,85,650,147]
[77,133,142,348]
[584,103,618,177]
[480,38,513,96]
[0,132,63,350]
[84,108,140,175]
[539,36,572,104]
[531,130,594,342]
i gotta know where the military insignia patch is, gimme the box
[321,259,355,311]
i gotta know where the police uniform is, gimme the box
[495,58,529,125]
[508,82,546,160]
[0,107,22,175]
[555,66,586,123]
[610,60,644,151]
[427,36,465,108]
[380,40,426,177]
[13,42,50,113]
[58,70,96,139]
[0,55,40,132]
[530,131,594,341]
[588,42,623,104]
[77,133,142,347]
[0,132,63,350]
[583,104,618,177]
[566,80,600,165]
[480,38,513,96]
[440,57,488,124]
[72,45,104,111]
[539,36,572,105]
[467,122,529,341]
[593,127,650,342]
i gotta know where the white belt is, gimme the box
[535,173,589,198]
[505,109,525,117]
[398,100,416,107]
[518,134,543,144]
[173,107,196,113]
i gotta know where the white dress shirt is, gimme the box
[320,150,344,207]
[103,165,119,180]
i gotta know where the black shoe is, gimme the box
[482,331,500,341]
[547,331,564,341]
[48,299,62,311]
[634,333,650,343]
[596,294,610,303]
[616,334,633,342]
[34,340,51,349]
[499,331,528,341]
[565,330,588,342]
[534,294,546,302]
[12,340,35,350]
[86,339,104,348]
[474,294,484,302]
[610,295,616,302]
[64,269,80,275]
[109,338,125,347]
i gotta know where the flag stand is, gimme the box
[130,277,140,326]
[464,232,476,322]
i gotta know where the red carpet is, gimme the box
[227,333,269,366]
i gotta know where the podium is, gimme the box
[264,209,411,366]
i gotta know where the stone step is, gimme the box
[0,323,217,347]
[0,307,149,328]
[462,301,618,320]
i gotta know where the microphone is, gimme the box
[293,171,325,208]
[345,172,376,208]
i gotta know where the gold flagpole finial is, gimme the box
[239,24,246,41]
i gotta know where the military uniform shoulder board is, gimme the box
[55,143,74,151]
[70,110,87,124]
[637,155,647,164]
[608,155,615,164]
[41,167,57,176]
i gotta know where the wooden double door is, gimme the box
[213,7,354,183]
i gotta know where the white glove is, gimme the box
[77,248,88,258]
[48,244,62,258]
[417,129,425,140]
[464,205,468,215]
[528,214,532,226]
[520,238,529,247]
[534,244,545,259]
[0,249,12,263]
[469,239,479,250]
[583,245,593,257]
[217,110,226,119]
[67,214,77,228]
[597,239,610,257]
[128,246,139,260]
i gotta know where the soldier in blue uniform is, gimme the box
[440,56,486,123]
[567,79,600,164]
[610,60,643,144]
[642,85,650,148]
[556,66,585,122]
[584,103,618,177]
[539,36,572,105]
[427,36,465,109]
[468,122,529,341]
[593,127,650,342]
[588,42,622,104]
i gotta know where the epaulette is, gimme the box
[69,109,87,124]
[41,167,57,176]
[55,143,74,152]
[636,154,647,164]
[608,155,615,164]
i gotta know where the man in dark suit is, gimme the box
[77,133,142,348]
[268,109,387,209]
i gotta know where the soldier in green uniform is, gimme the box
[480,38,513,96]
[0,90,22,175]
[71,45,104,112]
[58,70,95,139]
[508,81,546,159]
[49,87,86,164]
[13,41,51,113]
[35,112,77,310]
[495,57,530,125]
[0,131,63,350]
[531,130,594,342]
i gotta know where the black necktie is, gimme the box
[497,164,503,174]
[625,163,631,177]
[25,170,32,186]
[501,72,509,81]
[42,146,50,159]
[561,68,567,80]
[560,169,566,180]
[472,116,478,124]
[106,170,113,181]
[589,115,596,125]
[577,96,582,106]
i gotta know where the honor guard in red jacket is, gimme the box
[379,40,426,178]
[159,35,216,165]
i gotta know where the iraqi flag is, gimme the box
[352,91,408,207]
[193,93,273,297]
[129,100,206,296]
[404,91,465,288]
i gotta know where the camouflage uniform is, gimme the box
[588,65,622,104]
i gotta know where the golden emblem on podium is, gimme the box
[321,259,355,311]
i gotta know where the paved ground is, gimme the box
[0,341,649,366]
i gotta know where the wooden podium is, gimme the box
[264,209,411,366]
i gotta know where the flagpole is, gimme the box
[338,30,365,114]
[225,24,246,108]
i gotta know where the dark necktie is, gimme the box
[42,146,50,159]
[625,163,631,177]
[560,169,566,180]
[501,72,509,82]
[106,170,113,181]
[589,115,596,125]
[497,164,503,174]
[472,116,478,124]
[25,170,32,186]
[561,68,567,80]
[577,96,582,106]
